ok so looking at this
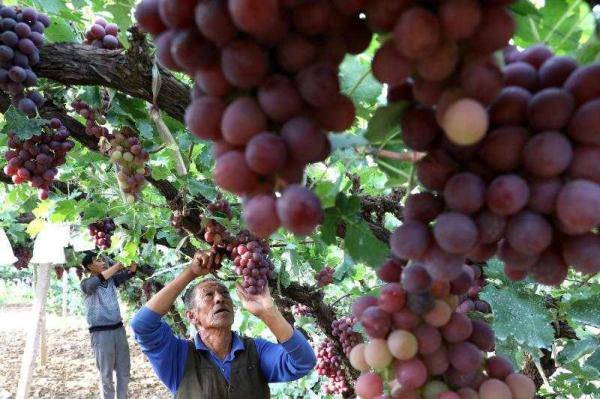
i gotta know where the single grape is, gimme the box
[390,221,432,260]
[441,99,488,146]
[276,184,323,236]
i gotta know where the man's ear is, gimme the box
[185,310,196,324]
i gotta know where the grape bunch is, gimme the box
[142,280,165,300]
[71,100,111,139]
[54,266,64,279]
[315,338,351,396]
[88,218,116,250]
[0,4,49,115]
[350,262,536,399]
[370,0,516,149]
[230,239,274,295]
[142,280,153,300]
[204,219,228,245]
[316,266,334,287]
[83,17,121,50]
[390,43,600,286]
[206,197,233,219]
[331,316,362,357]
[3,118,74,200]
[13,246,31,270]
[202,198,234,244]
[108,126,150,203]
[292,303,313,318]
[133,0,372,238]
[171,209,188,235]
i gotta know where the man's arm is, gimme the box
[237,286,317,382]
[81,263,124,294]
[113,263,137,287]
[145,251,217,315]
[131,251,217,393]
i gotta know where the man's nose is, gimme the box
[214,292,225,303]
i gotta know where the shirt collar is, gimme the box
[194,331,245,358]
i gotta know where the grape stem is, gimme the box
[370,148,425,162]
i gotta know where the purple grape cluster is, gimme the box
[84,17,121,50]
[350,261,536,399]
[231,240,274,295]
[0,5,49,115]
[292,303,313,318]
[133,0,372,239]
[315,266,334,287]
[390,43,600,287]
[88,218,117,250]
[206,198,233,219]
[13,246,31,270]
[315,338,351,396]
[3,118,74,200]
[71,99,111,139]
[331,316,362,357]
[54,265,65,279]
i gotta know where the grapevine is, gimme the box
[0,4,49,115]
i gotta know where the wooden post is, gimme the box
[62,269,68,317]
[16,263,51,399]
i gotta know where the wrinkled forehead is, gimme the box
[197,280,229,295]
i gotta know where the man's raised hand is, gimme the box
[236,284,276,319]
[189,250,220,276]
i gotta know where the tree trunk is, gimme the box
[16,263,51,399]
[62,270,69,318]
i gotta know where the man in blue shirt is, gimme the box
[131,250,317,398]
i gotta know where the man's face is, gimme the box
[186,281,235,330]
[88,258,106,274]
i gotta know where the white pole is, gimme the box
[62,269,68,318]
[15,263,51,399]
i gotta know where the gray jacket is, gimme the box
[81,271,133,328]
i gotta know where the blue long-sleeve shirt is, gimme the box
[130,306,317,394]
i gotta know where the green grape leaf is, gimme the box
[480,285,554,351]
[319,209,339,246]
[558,336,600,365]
[44,14,78,43]
[586,349,600,373]
[50,199,79,223]
[344,219,389,269]
[340,54,382,116]
[364,102,407,144]
[565,292,600,328]
[1,107,48,140]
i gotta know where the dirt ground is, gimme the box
[0,305,171,399]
